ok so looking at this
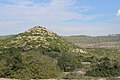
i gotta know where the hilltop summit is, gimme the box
[1,26,85,53]
[24,26,56,37]
[0,26,86,79]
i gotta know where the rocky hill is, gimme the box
[0,26,120,79]
[1,26,85,54]
[0,26,86,79]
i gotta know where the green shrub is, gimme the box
[0,49,61,79]
[58,53,82,72]
[83,56,98,63]
[85,60,120,77]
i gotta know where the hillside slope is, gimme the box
[63,34,120,48]
[0,26,85,79]
[0,26,120,79]
[0,26,84,54]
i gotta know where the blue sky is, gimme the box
[0,0,120,36]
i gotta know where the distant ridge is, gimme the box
[63,34,120,48]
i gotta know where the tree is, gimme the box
[58,53,81,72]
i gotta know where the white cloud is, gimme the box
[0,0,97,35]
[80,5,95,12]
[0,0,95,22]
[116,9,120,16]
[1,0,117,36]
[49,22,120,36]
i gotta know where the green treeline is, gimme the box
[85,57,120,77]
[0,47,82,79]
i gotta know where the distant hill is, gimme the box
[0,35,13,40]
[63,34,120,48]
